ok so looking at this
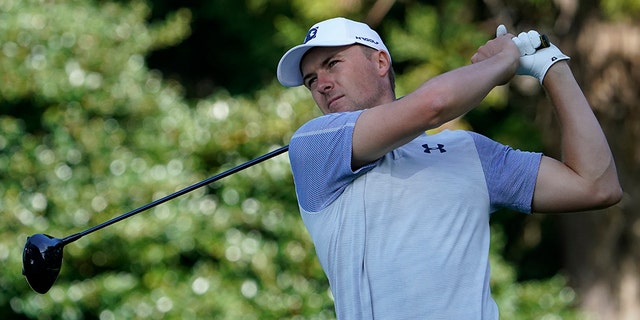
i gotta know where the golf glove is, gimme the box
[496,24,570,84]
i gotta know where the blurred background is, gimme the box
[1,0,638,319]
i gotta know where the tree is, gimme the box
[474,0,640,318]
[530,1,639,318]
[3,0,636,319]
[1,0,328,318]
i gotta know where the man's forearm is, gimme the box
[543,62,621,201]
[408,48,518,129]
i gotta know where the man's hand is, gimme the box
[497,24,570,84]
[470,30,520,85]
[519,43,570,84]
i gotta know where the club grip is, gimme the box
[538,34,550,49]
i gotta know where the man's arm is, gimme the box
[532,62,622,212]
[351,35,520,168]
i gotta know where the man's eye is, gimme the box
[328,60,338,68]
[305,77,317,88]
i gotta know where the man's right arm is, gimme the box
[351,34,520,169]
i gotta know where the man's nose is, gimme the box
[316,72,333,92]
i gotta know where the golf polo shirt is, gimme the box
[288,110,541,319]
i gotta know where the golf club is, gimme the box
[23,145,289,294]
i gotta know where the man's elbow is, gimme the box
[592,180,623,209]
[423,94,458,128]
[603,184,623,207]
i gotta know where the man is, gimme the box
[277,17,621,319]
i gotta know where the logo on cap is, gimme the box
[303,27,318,44]
[355,36,379,45]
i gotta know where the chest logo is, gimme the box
[422,143,446,154]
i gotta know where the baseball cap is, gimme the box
[277,17,391,87]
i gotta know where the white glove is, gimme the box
[518,43,570,84]
[496,24,570,84]
[512,30,542,55]
[496,25,542,56]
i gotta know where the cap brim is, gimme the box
[277,40,355,87]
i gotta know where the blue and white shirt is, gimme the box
[289,110,541,319]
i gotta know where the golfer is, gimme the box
[277,17,621,319]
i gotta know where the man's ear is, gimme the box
[376,50,392,76]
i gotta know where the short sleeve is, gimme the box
[469,132,542,213]
[289,111,377,212]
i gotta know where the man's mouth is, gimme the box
[327,95,344,111]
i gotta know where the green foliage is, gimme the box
[0,0,608,318]
[602,0,640,21]
[490,225,588,319]
[1,0,327,318]
[145,0,295,96]
[384,3,487,96]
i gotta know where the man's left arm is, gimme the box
[531,61,622,212]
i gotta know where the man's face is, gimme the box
[300,45,391,114]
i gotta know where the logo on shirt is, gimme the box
[422,143,446,153]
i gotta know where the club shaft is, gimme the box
[61,145,289,245]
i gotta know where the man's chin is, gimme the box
[328,102,354,113]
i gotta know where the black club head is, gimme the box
[22,234,64,294]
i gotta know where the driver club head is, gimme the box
[22,234,64,294]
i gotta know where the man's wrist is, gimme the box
[541,60,571,86]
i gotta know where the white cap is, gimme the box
[277,17,391,87]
